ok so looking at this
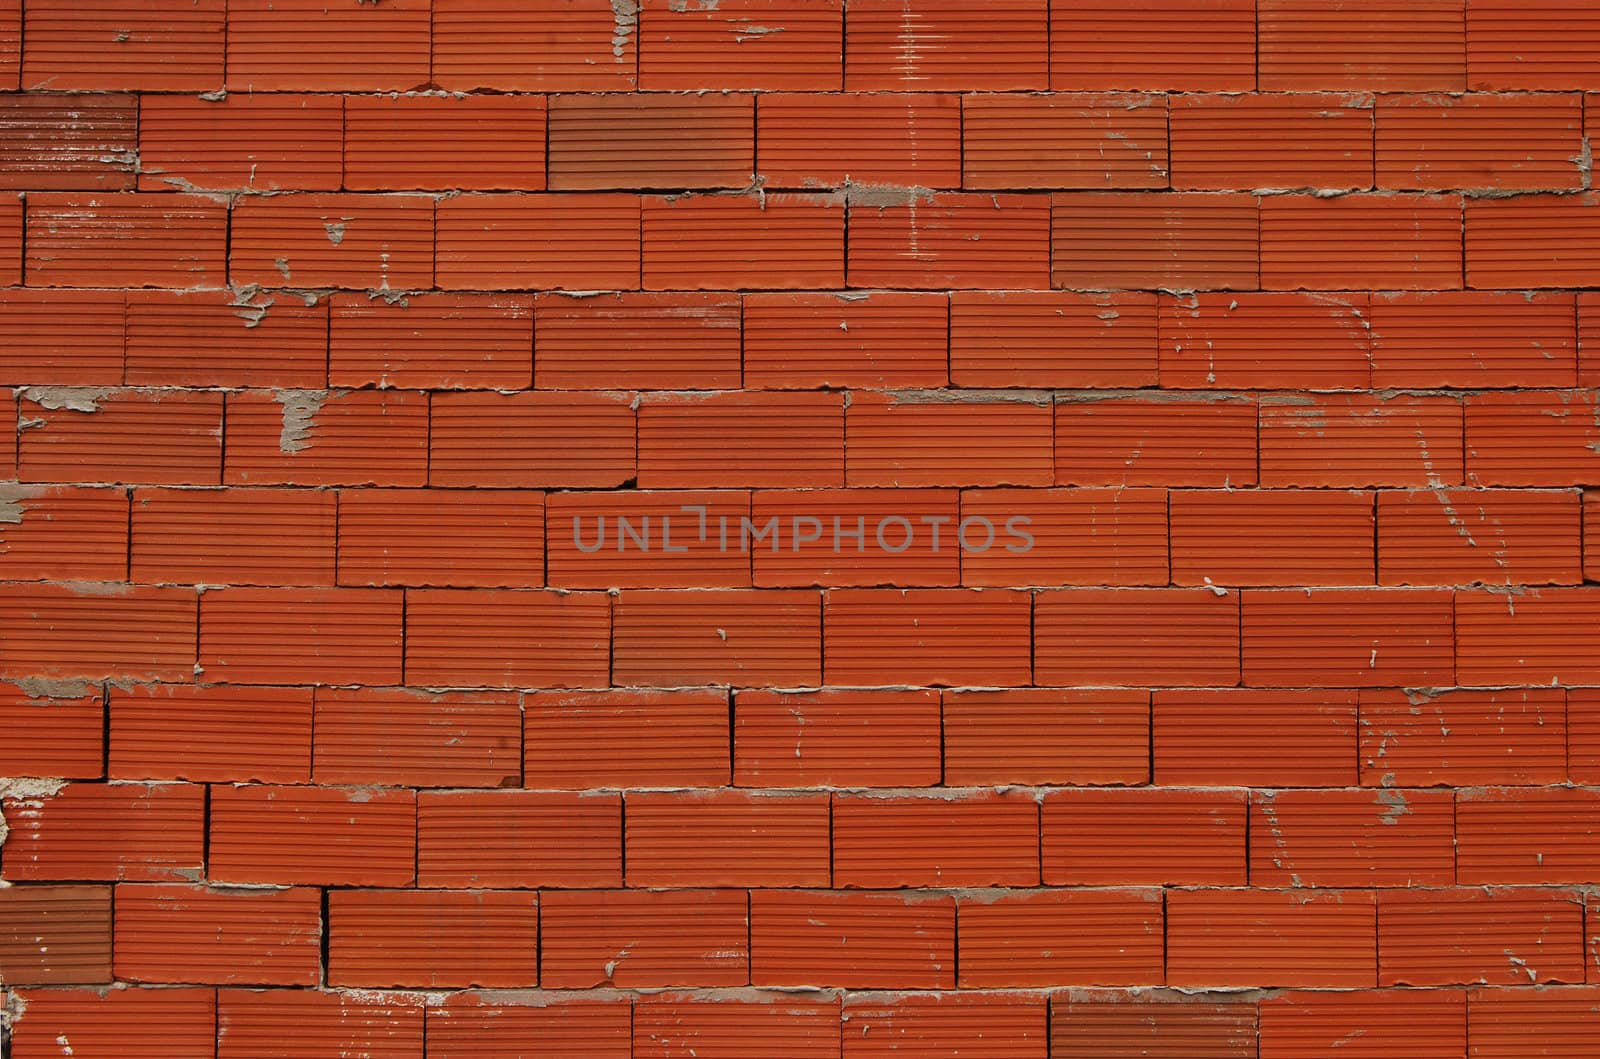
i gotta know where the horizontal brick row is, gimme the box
[6,0,1600,93]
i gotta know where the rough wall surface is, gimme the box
[1,0,1600,1055]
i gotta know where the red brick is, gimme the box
[1467,0,1600,90]
[1378,887,1585,986]
[429,996,631,1059]
[0,484,128,583]
[613,588,820,686]
[1261,193,1463,290]
[17,388,221,487]
[430,390,635,489]
[845,0,1045,90]
[25,193,223,288]
[1170,488,1374,587]
[1360,687,1567,787]
[851,193,1051,288]
[130,486,336,587]
[435,193,641,291]
[338,487,545,589]
[1154,689,1360,787]
[108,684,312,784]
[1258,393,1464,488]
[1259,0,1465,90]
[1467,985,1600,1057]
[328,889,538,989]
[626,790,831,887]
[549,93,751,191]
[734,689,942,788]
[1569,688,1600,782]
[404,589,610,688]
[1377,487,1581,586]
[637,391,844,488]
[0,93,135,190]
[744,292,949,389]
[638,0,842,91]
[225,0,429,91]
[113,884,320,986]
[965,93,1168,189]
[329,293,533,390]
[845,392,1052,487]
[1588,491,1600,580]
[1250,788,1456,887]
[230,193,433,290]
[1370,290,1578,388]
[1466,193,1600,288]
[541,889,749,988]
[0,187,17,282]
[9,987,214,1058]
[825,588,1032,686]
[523,688,731,790]
[1167,888,1378,988]
[1170,93,1374,191]
[957,890,1164,988]
[1055,396,1258,486]
[137,93,342,192]
[125,289,328,389]
[760,93,960,188]
[1259,989,1464,1059]
[217,989,422,1059]
[0,885,111,985]
[960,486,1168,588]
[950,291,1158,389]
[1456,587,1600,686]
[345,94,548,192]
[943,688,1150,786]
[1042,788,1248,886]
[432,0,636,92]
[751,889,954,989]
[635,995,842,1059]
[0,583,196,683]
[643,193,843,290]
[313,687,520,788]
[209,784,415,887]
[0,1,14,90]
[224,389,429,487]
[199,587,402,686]
[1052,992,1258,1059]
[1458,787,1600,884]
[0,681,103,779]
[834,791,1039,888]
[1051,192,1259,290]
[418,790,622,889]
[0,289,124,387]
[1243,588,1454,687]
[534,292,740,390]
[1050,0,1255,91]
[843,993,1048,1058]
[23,0,224,90]
[1034,588,1241,687]
[2,389,16,478]
[1465,391,1600,487]
[548,490,748,589]
[1159,292,1373,390]
[1377,93,1585,191]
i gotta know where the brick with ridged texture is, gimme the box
[1170,488,1375,587]
[1376,887,1586,986]
[344,95,548,192]
[124,289,329,389]
[112,884,321,986]
[1049,0,1256,91]
[0,885,112,985]
[137,94,343,192]
[1258,990,1465,1059]
[0,93,134,190]
[949,292,1158,388]
[312,687,521,788]
[0,680,104,779]
[1052,991,1258,1059]
[403,588,610,689]
[327,889,539,989]
[523,688,731,789]
[1042,788,1248,886]
[25,193,225,288]
[1157,292,1373,390]
[758,93,960,188]
[130,486,336,587]
[625,789,831,887]
[428,995,632,1059]
[540,889,749,989]
[942,688,1150,786]
[643,193,843,290]
[7,987,215,1059]
[843,993,1049,1057]
[329,293,533,391]
[844,0,1047,91]
[638,0,841,91]
[634,995,842,1059]
[429,391,635,489]
[548,93,752,191]
[22,0,224,91]
[108,684,312,785]
[0,289,124,386]
[750,889,954,989]
[1258,0,1466,91]
[1153,689,1359,787]
[743,292,949,389]
[1034,587,1241,687]
[225,0,429,92]
[1169,93,1373,191]
[733,688,942,788]
[431,0,637,92]
[338,488,545,590]
[208,784,416,888]
[832,790,1040,887]
[215,989,422,1059]
[534,292,740,390]
[0,484,129,583]
[824,588,1033,686]
[435,193,641,291]
[1051,192,1259,290]
[0,582,197,683]
[198,586,403,686]
[1166,888,1379,989]
[417,790,622,889]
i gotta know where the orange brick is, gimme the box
[960,487,1169,587]
[845,0,1046,90]
[1259,0,1466,91]
[137,93,343,192]
[404,589,610,688]
[949,292,1159,388]
[435,193,641,291]
[1467,985,1600,1057]
[943,688,1150,786]
[18,388,221,487]
[1259,989,1465,1059]
[549,93,752,190]
[1158,292,1372,390]
[0,583,196,683]
[418,789,622,889]
[225,0,430,91]
[1042,788,1248,886]
[1170,488,1375,586]
[345,94,547,192]
[10,987,214,1058]
[1034,588,1241,687]
[329,293,533,390]
[626,790,831,887]
[957,890,1163,988]
[613,588,820,686]
[824,588,1032,686]
[1376,487,1582,586]
[637,391,844,488]
[0,782,202,883]
[750,889,955,988]
[313,687,520,788]
[1466,193,1600,288]
[1378,887,1585,986]
[0,484,129,583]
[0,93,135,191]
[208,784,415,887]
[23,0,224,90]
[964,93,1168,190]
[432,0,635,92]
[430,391,635,489]
[0,681,103,779]
[534,292,740,390]
[541,889,748,988]
[217,989,423,1059]
[547,489,748,590]
[1250,788,1456,887]
[0,1,13,90]
[1360,687,1567,786]
[1,389,14,478]
[109,684,312,784]
[130,486,336,587]
[1051,192,1259,289]
[1377,93,1584,191]
[734,689,942,788]
[1458,787,1600,884]
[638,0,842,91]
[1467,0,1600,90]
[1370,290,1578,388]
[0,289,124,387]
[338,488,545,589]
[226,389,428,487]
[845,392,1052,487]
[635,995,842,1059]
[199,586,402,685]
[523,689,731,789]
[1258,393,1464,488]
[0,885,111,985]
[749,488,959,588]
[1154,689,1360,787]
[643,193,843,289]
[1260,193,1462,289]
[1569,688,1600,782]
[1052,992,1258,1059]
[230,193,434,289]
[1170,93,1374,191]
[114,884,320,986]
[843,993,1048,1058]
[743,292,949,389]
[1167,888,1378,989]
[1050,0,1256,91]
[1464,391,1600,487]
[430,996,631,1059]
[759,93,960,188]
[25,193,225,288]
[0,188,18,282]
[328,889,538,989]
[125,289,329,388]
[1456,587,1600,686]
[1588,491,1600,580]
[834,791,1039,888]
[848,192,1052,289]
[1242,588,1454,687]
